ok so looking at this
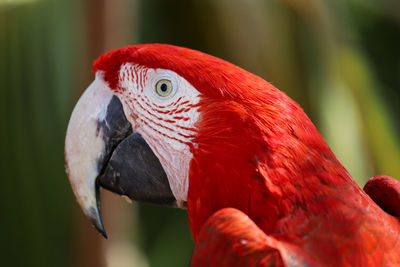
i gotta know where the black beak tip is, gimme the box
[88,206,108,239]
[93,219,108,239]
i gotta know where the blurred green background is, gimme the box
[1,0,399,266]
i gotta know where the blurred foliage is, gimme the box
[0,0,399,267]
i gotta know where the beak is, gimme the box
[65,74,175,238]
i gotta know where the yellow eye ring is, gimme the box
[155,79,173,97]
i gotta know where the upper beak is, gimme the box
[65,74,175,238]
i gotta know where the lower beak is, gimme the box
[65,75,175,238]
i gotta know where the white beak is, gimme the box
[65,74,114,237]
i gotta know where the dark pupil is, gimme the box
[160,83,168,92]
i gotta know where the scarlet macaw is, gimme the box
[65,44,400,266]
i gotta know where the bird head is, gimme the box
[65,44,333,239]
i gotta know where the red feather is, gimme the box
[94,44,400,266]
[192,207,320,266]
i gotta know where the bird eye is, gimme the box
[155,79,173,97]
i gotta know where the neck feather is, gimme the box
[187,92,357,240]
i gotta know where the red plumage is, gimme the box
[94,44,400,266]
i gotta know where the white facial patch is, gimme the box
[117,63,201,206]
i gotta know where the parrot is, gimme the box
[64,44,400,266]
